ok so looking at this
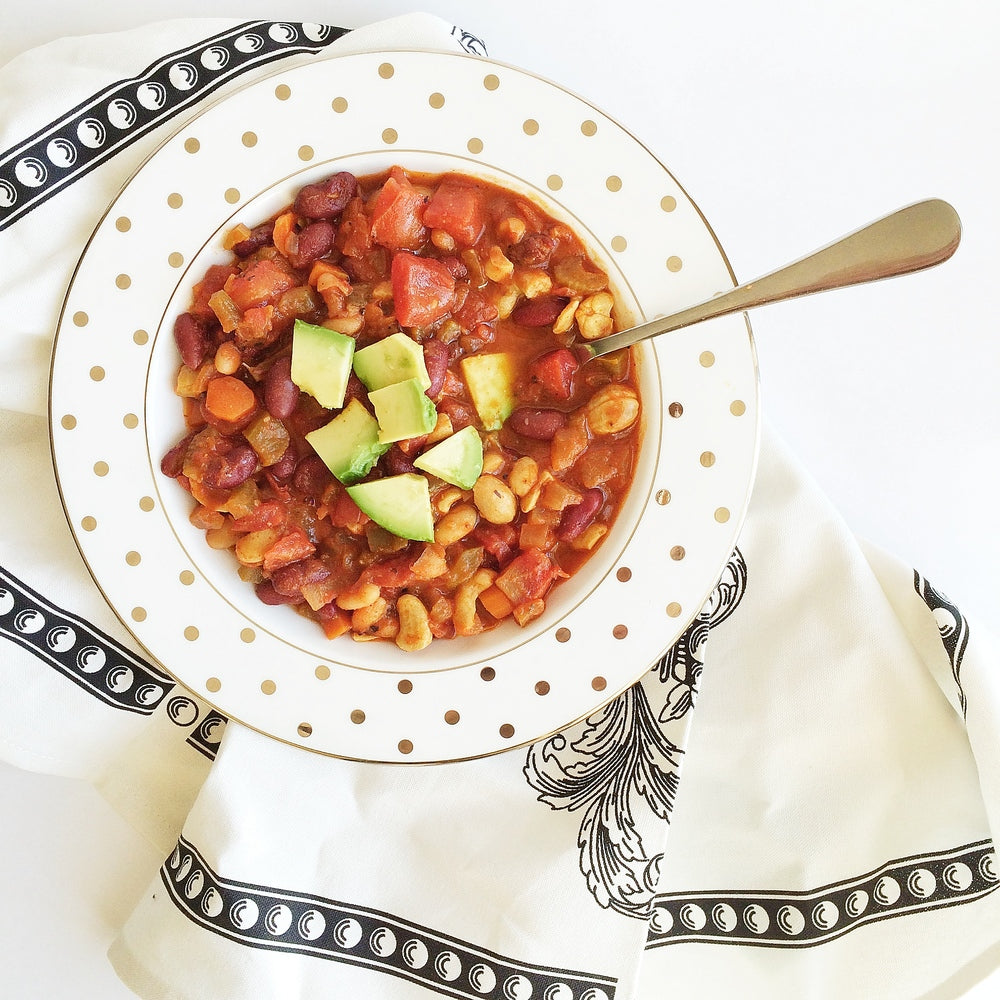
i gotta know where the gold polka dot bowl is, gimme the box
[49,50,759,763]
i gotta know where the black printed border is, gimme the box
[914,571,970,716]
[646,840,997,949]
[0,563,174,714]
[0,21,349,232]
[161,836,617,1000]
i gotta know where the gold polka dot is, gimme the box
[72,311,88,327]
[315,665,331,680]
[730,400,747,416]
[167,192,183,209]
[700,451,716,468]
[61,414,77,430]
[655,489,671,505]
[534,681,550,696]
[261,679,276,695]
[397,678,413,694]
[666,602,682,618]
[125,551,141,566]
[224,187,241,204]
[382,128,398,144]
[298,145,314,161]
[666,256,683,273]
[670,545,686,561]
[89,366,105,381]
[168,252,184,269]
[297,722,312,737]
[275,84,291,101]
[242,131,257,148]
[715,507,731,523]
[611,235,627,252]
[660,195,677,212]
[592,676,607,692]
[483,73,500,91]
[616,567,632,582]
[581,119,598,136]
[133,329,148,345]
[699,351,716,367]
[139,496,155,512]
[131,607,146,622]
[444,710,460,725]
[467,137,483,154]
[184,137,200,154]
[523,119,539,135]
[606,176,622,192]
[115,216,131,232]
[123,413,139,429]
[81,515,97,531]
[546,175,563,191]
[206,677,221,693]
[499,723,515,739]
[555,628,571,643]
[240,628,255,643]
[480,666,496,681]
[332,96,348,113]
[668,401,684,418]
[428,92,445,109]
[93,461,109,477]
[351,709,366,724]
[378,62,394,79]
[398,739,413,755]
[179,570,195,585]
[612,624,629,640]
[184,626,199,641]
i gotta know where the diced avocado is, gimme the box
[353,332,431,391]
[290,319,355,409]
[460,353,516,431]
[369,377,437,444]
[305,398,390,485]
[346,473,434,542]
[413,425,484,489]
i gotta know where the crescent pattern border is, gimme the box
[645,839,998,949]
[160,836,617,1000]
[914,570,969,716]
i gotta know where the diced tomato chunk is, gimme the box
[423,180,486,247]
[494,547,560,605]
[369,167,428,251]
[232,499,286,532]
[529,348,580,401]
[475,522,518,566]
[391,251,456,327]
[225,259,297,311]
[262,529,316,572]
[190,264,238,319]
[328,488,370,532]
[362,554,417,588]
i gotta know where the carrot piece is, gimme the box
[478,584,514,621]
[204,375,256,424]
[272,211,298,259]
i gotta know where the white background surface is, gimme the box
[1,1,998,997]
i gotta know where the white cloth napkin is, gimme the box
[2,13,999,1000]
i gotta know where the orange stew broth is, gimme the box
[161,166,642,648]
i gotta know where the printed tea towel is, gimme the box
[2,12,999,1000]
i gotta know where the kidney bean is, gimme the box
[293,171,358,219]
[271,557,331,598]
[558,488,604,542]
[293,454,333,499]
[160,434,192,478]
[384,445,417,476]
[232,221,275,258]
[255,579,299,606]
[507,407,568,440]
[439,255,468,279]
[173,312,209,370]
[511,295,570,327]
[201,440,258,489]
[437,396,475,430]
[263,355,299,419]
[269,441,298,482]
[289,220,335,268]
[508,232,556,266]
[342,371,374,413]
[422,339,449,397]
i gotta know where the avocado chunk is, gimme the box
[290,319,355,409]
[304,398,390,485]
[369,377,438,444]
[353,332,431,391]
[460,353,516,431]
[413,425,484,489]
[346,473,434,542]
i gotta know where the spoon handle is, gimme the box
[582,198,961,359]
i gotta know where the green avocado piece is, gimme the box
[413,425,484,489]
[368,377,438,444]
[346,473,435,542]
[353,332,431,391]
[290,319,355,409]
[460,353,516,431]
[305,398,390,485]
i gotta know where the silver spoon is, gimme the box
[575,198,961,360]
